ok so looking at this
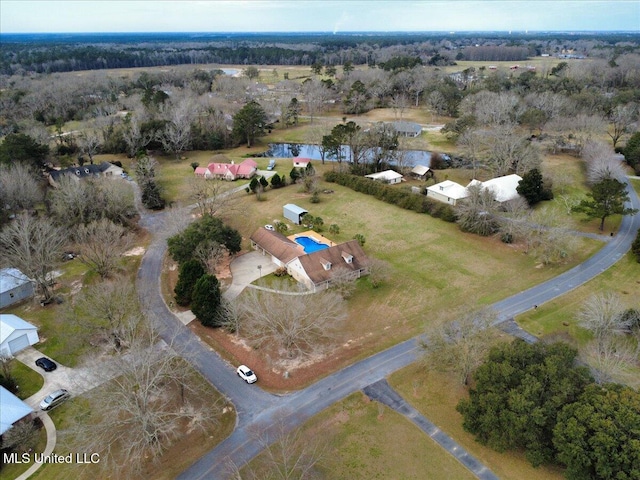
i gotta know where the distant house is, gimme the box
[292,157,311,168]
[467,174,523,203]
[283,204,308,225]
[250,228,369,291]
[194,158,257,181]
[0,268,35,309]
[426,180,469,205]
[48,161,124,187]
[0,314,39,357]
[410,165,432,180]
[389,121,422,138]
[0,386,34,436]
[365,170,403,184]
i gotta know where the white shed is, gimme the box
[283,204,308,225]
[0,314,39,357]
[0,268,35,308]
[365,170,403,184]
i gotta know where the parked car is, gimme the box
[264,224,275,231]
[237,365,257,384]
[40,389,70,410]
[35,357,57,372]
[267,159,276,170]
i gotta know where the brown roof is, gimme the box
[250,228,302,264]
[297,240,368,285]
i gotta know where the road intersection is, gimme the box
[134,178,639,479]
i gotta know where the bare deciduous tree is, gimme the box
[608,102,638,148]
[0,163,43,216]
[456,183,499,236]
[239,281,347,358]
[235,419,326,480]
[522,210,580,265]
[329,266,358,299]
[77,131,101,164]
[160,98,194,160]
[581,336,639,387]
[69,278,139,351]
[421,307,499,385]
[582,140,627,185]
[193,239,227,275]
[188,176,238,217]
[578,293,633,351]
[75,218,133,278]
[364,257,392,288]
[479,126,541,176]
[63,324,223,476]
[0,214,66,301]
[301,80,331,124]
[122,115,155,158]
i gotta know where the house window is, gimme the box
[10,293,14,298]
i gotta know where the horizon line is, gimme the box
[2,30,640,35]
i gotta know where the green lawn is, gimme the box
[9,360,44,399]
[220,165,601,355]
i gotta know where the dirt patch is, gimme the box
[123,246,146,256]
[188,321,378,392]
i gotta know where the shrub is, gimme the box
[310,191,320,203]
[632,229,640,263]
[329,224,340,234]
[353,233,366,246]
[191,274,222,327]
[174,259,205,306]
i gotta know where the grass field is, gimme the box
[388,366,566,480]
[244,392,477,480]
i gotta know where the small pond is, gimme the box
[260,143,432,167]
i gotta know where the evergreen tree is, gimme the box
[232,101,268,148]
[290,167,301,183]
[572,178,638,231]
[259,176,269,189]
[174,259,205,306]
[270,173,283,188]
[191,274,222,327]
[0,133,49,167]
[517,168,552,206]
[457,340,593,467]
[632,229,640,263]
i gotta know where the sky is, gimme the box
[1,1,639,34]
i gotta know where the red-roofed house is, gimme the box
[292,157,311,168]
[194,159,258,181]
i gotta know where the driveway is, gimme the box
[223,250,278,301]
[16,347,99,410]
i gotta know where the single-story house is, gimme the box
[48,161,124,187]
[365,170,403,184]
[283,204,308,225]
[195,158,257,181]
[390,121,422,138]
[0,268,35,309]
[292,157,311,168]
[250,228,369,291]
[0,386,34,435]
[0,314,39,357]
[467,174,523,203]
[410,165,432,180]
[426,180,469,206]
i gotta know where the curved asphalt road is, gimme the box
[135,178,639,479]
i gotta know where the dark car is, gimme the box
[35,357,57,372]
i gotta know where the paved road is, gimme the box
[363,380,499,480]
[133,178,639,479]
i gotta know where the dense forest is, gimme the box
[1,31,639,74]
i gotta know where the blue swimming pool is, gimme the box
[295,236,329,253]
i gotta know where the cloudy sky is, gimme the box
[1,1,638,34]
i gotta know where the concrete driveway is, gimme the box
[223,251,277,301]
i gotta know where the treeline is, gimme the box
[324,171,456,221]
[2,31,638,75]
[461,45,531,61]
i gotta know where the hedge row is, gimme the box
[324,171,456,222]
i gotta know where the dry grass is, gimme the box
[247,392,477,480]
[389,365,566,480]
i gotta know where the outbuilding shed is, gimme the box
[365,170,403,184]
[0,314,39,357]
[0,268,35,308]
[283,204,308,225]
